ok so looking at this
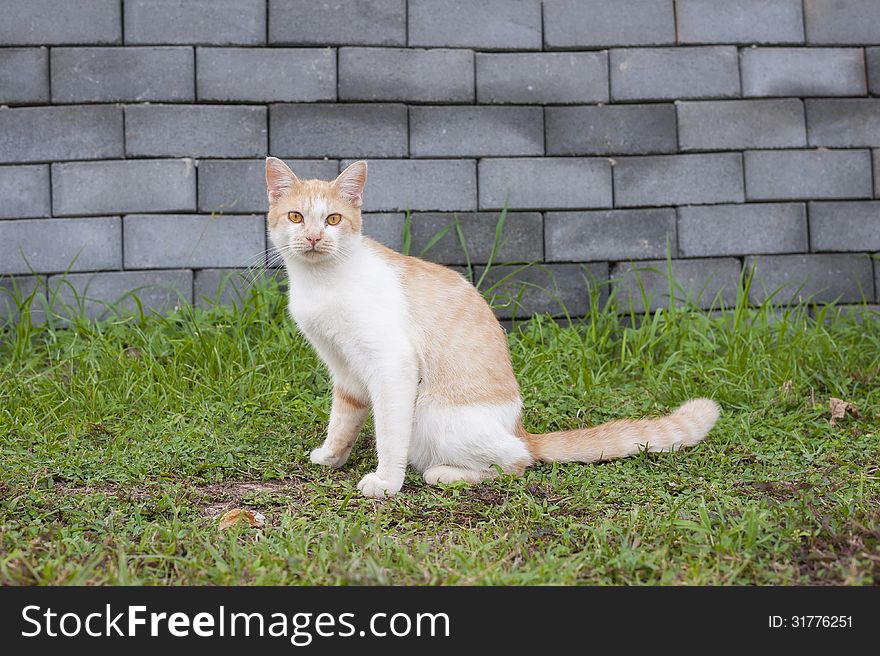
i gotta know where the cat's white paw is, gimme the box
[357,472,401,498]
[310,446,346,468]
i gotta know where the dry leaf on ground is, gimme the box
[218,508,266,530]
[829,398,860,426]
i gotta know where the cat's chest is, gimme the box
[286,257,406,338]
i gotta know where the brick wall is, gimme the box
[1,0,879,321]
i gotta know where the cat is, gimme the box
[265,157,720,498]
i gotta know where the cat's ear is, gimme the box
[265,157,300,204]
[333,161,367,208]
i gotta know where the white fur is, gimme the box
[274,232,530,497]
[282,237,416,497]
[409,400,528,474]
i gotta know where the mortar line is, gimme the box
[605,49,612,104]
[672,0,679,44]
[673,207,680,258]
[800,0,808,42]
[46,45,52,110]
[804,199,812,254]
[192,46,197,103]
[540,0,545,52]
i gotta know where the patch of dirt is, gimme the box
[794,514,880,585]
[194,480,310,518]
[735,479,813,501]
[52,478,311,523]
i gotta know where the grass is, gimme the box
[1,270,878,586]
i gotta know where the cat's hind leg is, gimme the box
[423,465,497,485]
[411,401,533,487]
[310,386,369,468]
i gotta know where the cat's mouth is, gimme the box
[299,248,330,259]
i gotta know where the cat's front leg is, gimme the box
[357,357,418,498]
[310,386,369,468]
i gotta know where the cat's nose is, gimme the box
[306,235,322,247]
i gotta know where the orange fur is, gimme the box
[521,398,720,463]
[366,241,521,407]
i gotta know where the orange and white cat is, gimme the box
[266,157,720,498]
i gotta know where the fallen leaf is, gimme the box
[829,397,860,426]
[218,508,265,530]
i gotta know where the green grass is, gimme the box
[1,273,879,585]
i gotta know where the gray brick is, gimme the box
[744,150,873,201]
[614,154,744,207]
[612,258,741,312]
[341,159,476,212]
[477,263,609,319]
[409,0,541,50]
[479,158,612,210]
[610,47,739,101]
[546,105,677,156]
[269,0,405,46]
[804,0,880,45]
[745,254,874,304]
[406,212,543,265]
[868,49,880,95]
[546,209,675,262]
[271,104,407,158]
[362,213,406,252]
[0,165,50,218]
[124,214,265,269]
[197,48,335,102]
[678,100,806,151]
[0,48,48,104]
[678,203,807,257]
[51,47,194,103]
[125,105,266,158]
[339,48,473,103]
[0,275,46,325]
[476,52,608,104]
[806,100,880,148]
[0,217,121,275]
[676,0,804,44]
[125,0,265,45]
[198,159,339,214]
[809,202,880,252]
[47,270,193,320]
[52,159,196,216]
[0,0,121,45]
[544,0,675,48]
[741,48,866,97]
[410,107,543,157]
[0,106,122,163]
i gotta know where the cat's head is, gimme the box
[265,157,367,264]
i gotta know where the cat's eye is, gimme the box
[326,213,342,226]
[287,211,303,224]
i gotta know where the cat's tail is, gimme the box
[523,398,719,464]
